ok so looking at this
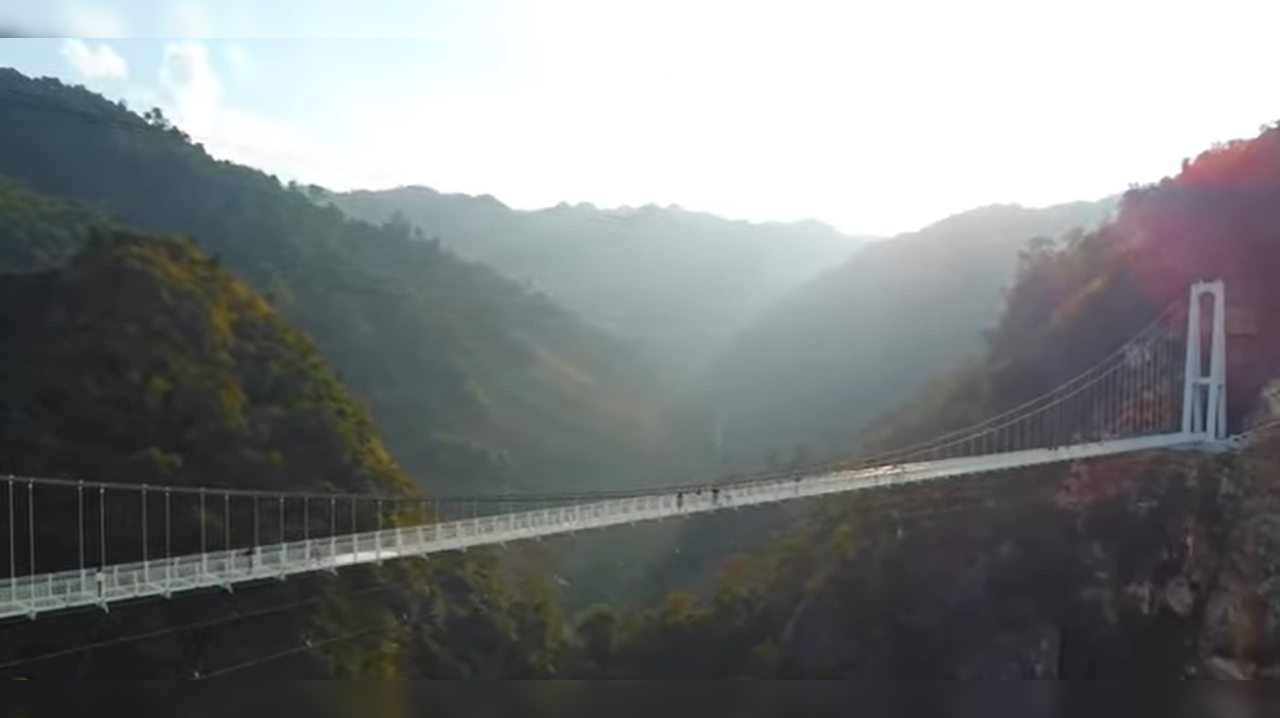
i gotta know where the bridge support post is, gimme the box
[1181,280,1227,442]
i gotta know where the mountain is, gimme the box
[0,69,692,498]
[0,230,411,495]
[0,229,565,685]
[699,199,1118,468]
[541,121,1280,685]
[482,200,1123,609]
[631,200,1117,599]
[330,187,869,370]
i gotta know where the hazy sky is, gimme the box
[1,0,1277,235]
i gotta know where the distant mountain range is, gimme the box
[623,198,1120,599]
[696,199,1118,467]
[328,182,1122,487]
[330,187,873,371]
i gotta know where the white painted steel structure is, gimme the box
[0,281,1236,621]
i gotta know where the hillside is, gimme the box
[0,231,564,685]
[0,232,409,494]
[700,199,1117,468]
[331,187,868,369]
[0,69,691,498]
[0,175,114,269]
[548,121,1280,685]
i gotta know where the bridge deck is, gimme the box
[0,432,1205,620]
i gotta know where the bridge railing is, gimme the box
[0,430,1206,620]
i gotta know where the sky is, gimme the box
[0,0,1278,235]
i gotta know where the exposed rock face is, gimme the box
[1195,380,1280,678]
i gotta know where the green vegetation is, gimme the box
[0,175,114,270]
[564,457,1237,680]
[0,231,407,494]
[0,229,573,684]
[0,69,690,499]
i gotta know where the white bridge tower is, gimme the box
[1182,280,1228,441]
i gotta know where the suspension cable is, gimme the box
[0,584,390,673]
[194,624,394,680]
[855,299,1185,463]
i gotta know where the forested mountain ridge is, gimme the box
[700,198,1117,468]
[0,69,692,497]
[330,186,870,370]
[0,230,568,687]
[0,231,406,493]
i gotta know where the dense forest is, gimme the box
[0,230,569,688]
[0,69,695,502]
[331,187,868,372]
[4,61,1280,698]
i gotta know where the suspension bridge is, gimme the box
[0,281,1242,622]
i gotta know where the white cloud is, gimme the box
[58,0,129,37]
[153,40,324,185]
[159,41,220,137]
[225,44,253,78]
[58,39,128,81]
